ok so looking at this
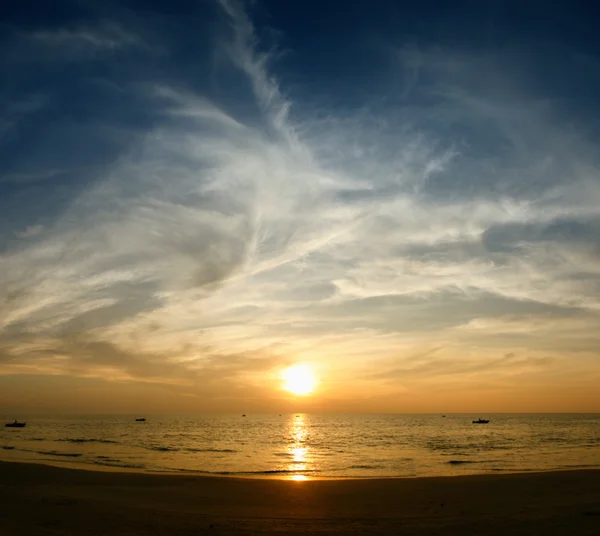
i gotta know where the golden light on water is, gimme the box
[287,414,310,480]
[282,364,318,395]
[291,446,308,462]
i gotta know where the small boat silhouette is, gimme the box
[135,418,146,422]
[472,418,490,424]
[5,420,26,428]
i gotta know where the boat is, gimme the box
[135,418,146,422]
[5,420,26,428]
[472,418,489,424]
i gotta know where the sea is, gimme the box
[2,414,599,479]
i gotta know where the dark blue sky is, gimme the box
[258,1,600,73]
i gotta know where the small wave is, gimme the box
[544,437,568,443]
[241,469,318,475]
[447,460,477,465]
[36,450,82,458]
[2,446,15,450]
[93,460,145,469]
[349,464,383,470]
[193,469,320,475]
[148,467,204,474]
[29,438,46,442]
[147,445,236,453]
[58,438,119,444]
[185,448,237,453]
[557,463,600,469]
[428,441,511,452]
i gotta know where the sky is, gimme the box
[1,0,600,414]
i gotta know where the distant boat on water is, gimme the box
[135,418,146,422]
[5,420,26,428]
[472,418,490,424]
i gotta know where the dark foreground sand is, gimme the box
[1,462,599,535]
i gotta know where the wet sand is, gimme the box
[0,461,599,535]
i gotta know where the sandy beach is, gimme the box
[0,461,599,535]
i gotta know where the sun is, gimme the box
[282,364,317,396]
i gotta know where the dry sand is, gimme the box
[0,461,599,535]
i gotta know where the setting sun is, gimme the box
[282,364,317,395]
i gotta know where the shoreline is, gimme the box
[3,456,600,479]
[1,460,600,535]
[3,452,600,480]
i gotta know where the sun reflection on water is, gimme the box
[291,446,308,462]
[287,414,311,479]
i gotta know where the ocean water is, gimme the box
[2,414,600,479]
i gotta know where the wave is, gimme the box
[237,469,319,475]
[446,459,502,465]
[93,460,145,469]
[155,469,321,475]
[58,438,119,444]
[557,463,600,469]
[0,446,54,456]
[429,443,514,452]
[144,446,237,453]
[94,456,121,463]
[35,450,83,458]
[185,448,237,453]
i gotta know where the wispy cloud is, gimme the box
[14,225,44,238]
[28,23,143,53]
